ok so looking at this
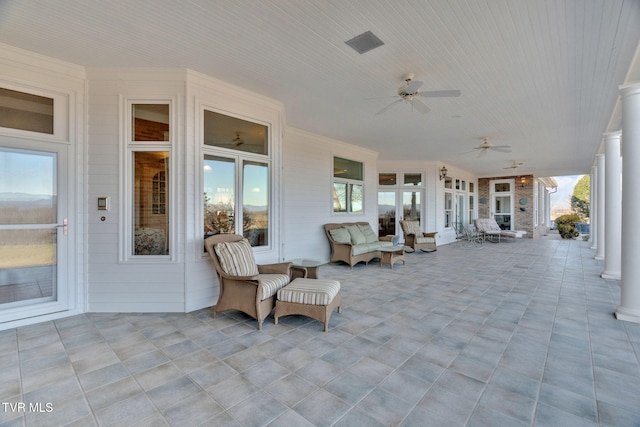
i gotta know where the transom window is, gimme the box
[0,88,54,134]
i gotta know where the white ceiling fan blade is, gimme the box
[412,98,431,114]
[375,98,403,115]
[477,148,487,158]
[405,79,423,94]
[419,89,462,98]
[492,146,512,153]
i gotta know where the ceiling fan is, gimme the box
[375,73,461,115]
[503,160,524,170]
[472,138,512,156]
[231,132,244,147]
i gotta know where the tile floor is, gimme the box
[1,237,640,426]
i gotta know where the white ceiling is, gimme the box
[1,0,639,178]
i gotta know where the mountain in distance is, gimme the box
[0,192,55,207]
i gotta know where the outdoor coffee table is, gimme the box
[379,246,405,269]
[289,258,326,279]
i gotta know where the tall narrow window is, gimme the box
[133,151,169,255]
[243,161,269,246]
[128,102,171,257]
[333,156,363,214]
[444,176,453,228]
[202,109,270,247]
[204,155,236,236]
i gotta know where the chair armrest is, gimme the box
[218,271,260,282]
[258,262,292,275]
[422,232,437,238]
[379,235,395,242]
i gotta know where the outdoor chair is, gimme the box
[399,220,437,252]
[474,218,527,242]
[452,222,465,243]
[462,224,483,247]
[204,234,293,330]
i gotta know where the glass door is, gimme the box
[0,140,69,323]
[402,190,421,222]
[377,191,396,238]
[491,179,514,230]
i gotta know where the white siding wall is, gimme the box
[282,128,379,262]
[86,69,187,312]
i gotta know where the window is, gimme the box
[404,173,422,186]
[0,88,54,134]
[202,110,270,247]
[333,157,363,214]
[127,103,171,257]
[444,176,453,228]
[444,192,452,228]
[379,173,396,186]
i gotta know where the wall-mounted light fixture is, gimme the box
[439,165,448,181]
[520,176,527,187]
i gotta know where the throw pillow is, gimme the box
[214,239,259,276]
[329,227,351,244]
[345,224,366,245]
[358,223,379,243]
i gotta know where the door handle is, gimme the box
[56,218,68,236]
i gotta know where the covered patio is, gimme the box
[2,237,638,426]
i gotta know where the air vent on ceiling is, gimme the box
[345,31,384,54]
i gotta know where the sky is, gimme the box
[0,150,55,197]
[550,175,583,211]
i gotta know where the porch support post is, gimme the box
[594,153,605,261]
[589,164,597,249]
[616,83,640,323]
[601,131,622,279]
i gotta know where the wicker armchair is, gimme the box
[204,234,292,330]
[399,220,437,252]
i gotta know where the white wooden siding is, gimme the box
[283,127,379,262]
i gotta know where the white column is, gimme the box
[616,83,640,323]
[594,153,605,260]
[590,165,597,248]
[601,131,622,279]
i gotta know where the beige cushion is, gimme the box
[402,220,422,236]
[358,223,379,243]
[214,239,259,276]
[475,218,501,232]
[278,278,340,306]
[259,274,291,300]
[345,225,366,245]
[329,227,351,244]
[416,236,436,243]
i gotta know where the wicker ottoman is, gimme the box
[274,278,341,332]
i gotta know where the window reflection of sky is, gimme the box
[204,158,267,207]
[0,150,54,198]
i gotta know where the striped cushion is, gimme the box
[214,239,259,276]
[259,274,291,300]
[277,278,341,306]
[402,220,422,236]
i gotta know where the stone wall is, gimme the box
[478,175,534,237]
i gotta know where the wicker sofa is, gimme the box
[324,222,395,268]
